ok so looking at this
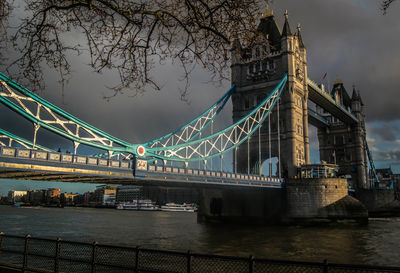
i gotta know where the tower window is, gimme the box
[262,61,268,71]
[248,64,254,74]
[268,60,275,70]
[244,97,250,109]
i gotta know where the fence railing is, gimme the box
[1,233,400,273]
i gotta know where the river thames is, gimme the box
[0,205,400,267]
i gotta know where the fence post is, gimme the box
[323,259,328,273]
[186,250,192,273]
[23,234,31,272]
[0,232,4,249]
[135,246,140,273]
[54,237,62,273]
[91,241,98,273]
[249,255,254,273]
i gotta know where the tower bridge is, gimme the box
[231,7,370,191]
[0,5,390,223]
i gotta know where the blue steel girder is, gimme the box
[0,72,236,157]
[0,71,286,163]
[365,138,380,187]
[145,85,234,149]
[143,74,288,162]
[0,128,54,152]
[0,73,135,154]
[307,79,358,125]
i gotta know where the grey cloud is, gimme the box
[369,123,400,141]
[0,0,399,153]
[374,149,400,161]
[273,0,400,122]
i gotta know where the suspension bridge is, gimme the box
[0,69,378,188]
[0,71,288,188]
[0,7,383,222]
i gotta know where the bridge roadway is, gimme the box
[0,146,283,189]
[307,79,359,125]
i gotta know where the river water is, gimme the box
[1,206,400,267]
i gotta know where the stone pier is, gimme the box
[285,178,368,223]
[197,186,285,224]
[197,178,368,224]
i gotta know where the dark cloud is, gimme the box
[0,0,399,156]
[374,149,400,161]
[369,122,400,141]
[272,0,400,122]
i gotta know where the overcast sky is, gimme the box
[0,0,400,194]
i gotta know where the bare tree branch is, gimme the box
[3,0,263,97]
[382,0,397,14]
[0,0,12,62]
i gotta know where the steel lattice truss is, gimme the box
[145,85,234,149]
[0,73,134,154]
[0,128,54,152]
[145,74,287,162]
[365,138,380,186]
[0,72,235,158]
[0,72,286,163]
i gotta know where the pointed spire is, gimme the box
[261,1,274,18]
[351,85,358,100]
[297,24,305,48]
[282,10,292,37]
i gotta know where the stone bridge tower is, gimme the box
[231,7,310,178]
[317,82,369,189]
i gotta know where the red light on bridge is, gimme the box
[137,145,146,157]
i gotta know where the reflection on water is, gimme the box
[0,206,399,267]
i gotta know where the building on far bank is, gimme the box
[62,193,79,206]
[393,173,400,199]
[46,188,61,204]
[27,190,45,205]
[0,195,10,204]
[116,186,142,203]
[94,185,117,206]
[8,190,28,203]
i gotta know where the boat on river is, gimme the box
[160,203,198,212]
[116,200,159,211]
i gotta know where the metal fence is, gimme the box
[0,233,399,273]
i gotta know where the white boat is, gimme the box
[160,203,198,212]
[116,200,159,211]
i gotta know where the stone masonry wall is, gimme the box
[286,178,348,218]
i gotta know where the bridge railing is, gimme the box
[0,146,283,186]
[142,161,283,185]
[0,146,132,170]
[1,233,399,273]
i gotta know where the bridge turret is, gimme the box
[231,7,310,178]
[351,86,361,113]
[281,10,294,54]
[230,38,242,86]
[282,10,293,37]
[297,24,306,50]
[351,87,365,122]
[318,82,368,190]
